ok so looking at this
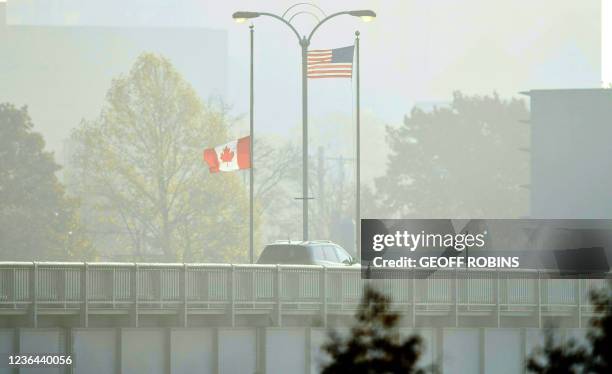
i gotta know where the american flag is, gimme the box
[307,45,354,79]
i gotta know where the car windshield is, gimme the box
[334,246,353,264]
[257,245,310,264]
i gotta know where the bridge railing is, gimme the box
[0,262,609,314]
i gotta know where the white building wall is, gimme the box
[218,329,257,374]
[170,329,215,374]
[485,329,523,374]
[266,328,306,374]
[443,329,480,374]
[0,327,592,374]
[121,329,165,374]
[0,330,14,374]
[73,329,115,374]
[19,329,63,374]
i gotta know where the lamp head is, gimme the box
[348,10,376,22]
[233,11,260,24]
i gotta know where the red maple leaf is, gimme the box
[220,146,234,163]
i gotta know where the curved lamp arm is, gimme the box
[256,12,303,43]
[282,3,327,19]
[307,11,351,43]
[288,11,321,24]
[307,10,376,43]
[233,9,375,45]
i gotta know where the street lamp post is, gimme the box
[233,7,376,242]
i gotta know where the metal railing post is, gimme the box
[320,266,327,327]
[496,271,501,327]
[62,266,67,309]
[132,264,139,327]
[230,265,236,327]
[537,271,542,328]
[577,278,582,328]
[31,262,38,328]
[454,269,459,327]
[181,264,188,328]
[411,271,416,327]
[82,262,89,328]
[112,267,116,308]
[276,265,282,327]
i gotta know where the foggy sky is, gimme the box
[5,0,602,151]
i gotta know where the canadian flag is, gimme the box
[203,136,251,173]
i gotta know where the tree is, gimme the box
[527,284,612,373]
[374,92,529,218]
[527,331,587,373]
[0,103,94,260]
[70,53,250,262]
[320,285,429,373]
[251,137,300,244]
[585,286,612,372]
[309,149,357,253]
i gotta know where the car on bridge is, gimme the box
[256,240,356,266]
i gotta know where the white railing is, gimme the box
[0,262,609,327]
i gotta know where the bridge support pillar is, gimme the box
[256,327,266,374]
[13,327,20,374]
[479,328,486,374]
[165,328,171,374]
[520,328,527,374]
[305,327,312,374]
[213,328,220,373]
[435,327,444,368]
[64,328,72,374]
[115,328,122,374]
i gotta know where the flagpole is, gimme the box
[249,24,255,264]
[301,37,309,242]
[355,30,361,260]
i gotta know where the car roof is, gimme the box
[267,240,337,246]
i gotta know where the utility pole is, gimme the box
[355,30,361,260]
[249,24,255,263]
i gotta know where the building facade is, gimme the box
[526,88,612,218]
[0,1,227,155]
